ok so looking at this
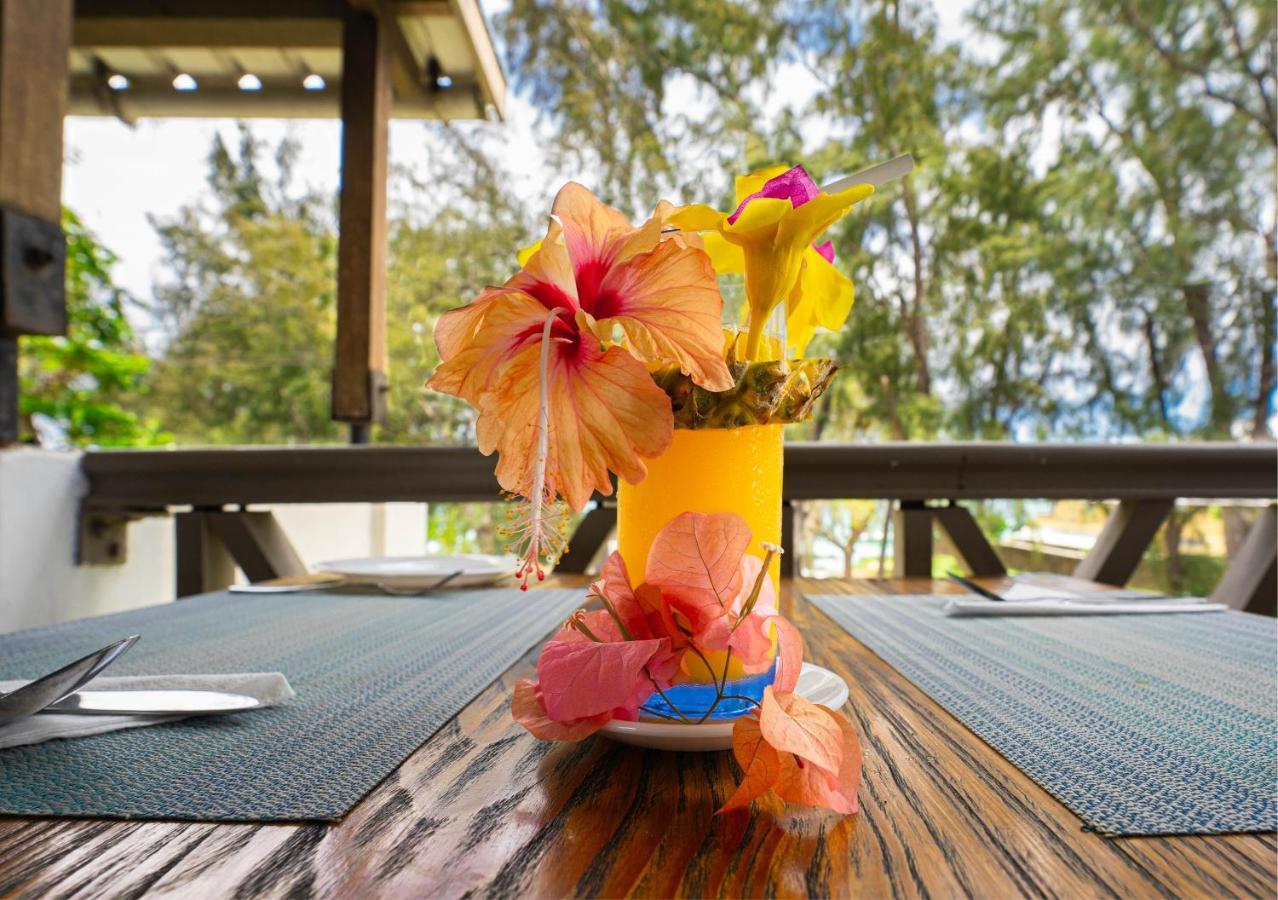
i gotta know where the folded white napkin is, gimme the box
[0,672,294,750]
[943,597,1228,617]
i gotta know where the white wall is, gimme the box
[0,448,171,634]
[0,448,426,635]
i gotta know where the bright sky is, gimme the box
[64,105,575,308]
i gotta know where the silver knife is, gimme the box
[38,689,264,717]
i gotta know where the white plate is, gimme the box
[600,663,849,752]
[314,554,513,589]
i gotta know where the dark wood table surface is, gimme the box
[0,575,1274,899]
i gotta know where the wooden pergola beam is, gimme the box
[1072,498,1174,585]
[449,0,505,118]
[0,0,72,444]
[331,8,390,433]
[934,503,1006,576]
[65,0,503,438]
[1210,505,1277,615]
[74,0,346,17]
[74,16,343,46]
[69,77,483,121]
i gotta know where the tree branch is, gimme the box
[1118,0,1276,145]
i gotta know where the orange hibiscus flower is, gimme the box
[429,184,732,584]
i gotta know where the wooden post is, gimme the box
[779,500,801,577]
[0,336,14,443]
[0,0,72,443]
[175,511,237,598]
[331,9,390,430]
[893,500,933,578]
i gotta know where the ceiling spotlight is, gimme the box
[106,73,129,91]
[427,56,453,91]
[302,73,325,91]
[237,73,262,91]
[172,72,197,91]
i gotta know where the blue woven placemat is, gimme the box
[808,593,1278,836]
[0,587,581,822]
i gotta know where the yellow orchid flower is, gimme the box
[669,165,872,359]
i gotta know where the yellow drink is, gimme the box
[617,423,783,683]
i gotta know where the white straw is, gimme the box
[821,154,914,194]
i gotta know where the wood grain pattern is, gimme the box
[331,8,390,425]
[0,0,70,224]
[0,577,1273,899]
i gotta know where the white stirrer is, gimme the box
[821,153,914,194]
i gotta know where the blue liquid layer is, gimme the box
[642,661,776,720]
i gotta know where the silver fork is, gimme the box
[374,571,465,596]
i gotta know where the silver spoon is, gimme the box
[0,635,139,727]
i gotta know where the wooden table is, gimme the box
[0,576,1274,898]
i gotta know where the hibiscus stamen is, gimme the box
[504,308,571,590]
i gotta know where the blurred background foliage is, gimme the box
[18,210,168,447]
[20,0,1275,591]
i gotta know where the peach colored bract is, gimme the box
[510,512,863,816]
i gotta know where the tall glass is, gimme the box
[617,422,782,717]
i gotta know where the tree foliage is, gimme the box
[56,0,1267,452]
[973,0,1276,438]
[497,0,1276,441]
[18,210,168,447]
[38,0,1265,578]
[142,127,341,444]
[140,125,533,447]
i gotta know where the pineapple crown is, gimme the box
[650,356,838,429]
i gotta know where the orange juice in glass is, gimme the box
[617,421,783,716]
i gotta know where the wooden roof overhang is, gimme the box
[70,0,506,123]
[0,0,506,444]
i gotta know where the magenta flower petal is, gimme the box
[727,165,822,223]
[813,239,835,263]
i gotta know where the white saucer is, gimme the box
[315,554,512,590]
[600,663,849,752]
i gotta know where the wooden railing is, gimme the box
[79,442,1277,611]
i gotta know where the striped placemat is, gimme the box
[0,587,581,822]
[808,593,1278,836]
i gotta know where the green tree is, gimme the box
[379,129,534,445]
[142,127,340,444]
[498,0,798,211]
[972,0,1276,438]
[498,0,1276,442]
[800,0,962,440]
[143,125,536,450]
[18,209,168,447]
[140,125,539,551]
